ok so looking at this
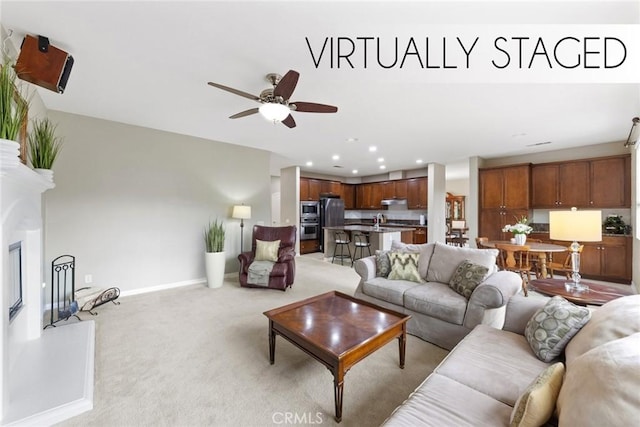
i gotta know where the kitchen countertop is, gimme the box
[344,221,427,229]
[324,225,416,232]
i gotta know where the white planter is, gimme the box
[0,138,20,171]
[205,251,225,288]
[34,168,54,182]
[514,234,527,245]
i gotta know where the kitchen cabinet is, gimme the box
[356,183,382,209]
[531,162,589,208]
[480,164,530,210]
[400,230,414,244]
[413,227,427,244]
[479,165,530,240]
[575,236,631,283]
[407,177,428,209]
[321,180,342,197]
[300,178,322,201]
[479,208,530,242]
[590,156,630,208]
[342,184,356,209]
[381,180,408,200]
[300,239,320,254]
[531,155,630,209]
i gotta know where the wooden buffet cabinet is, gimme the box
[528,233,632,284]
[480,154,632,283]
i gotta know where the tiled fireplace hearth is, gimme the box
[1,140,94,425]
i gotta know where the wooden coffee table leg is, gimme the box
[398,326,407,369]
[333,370,344,423]
[268,320,276,364]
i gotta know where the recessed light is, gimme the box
[346,137,359,143]
[377,157,384,163]
[380,165,386,170]
[416,159,423,164]
[332,154,340,160]
[352,169,358,174]
[306,161,313,167]
[369,146,377,152]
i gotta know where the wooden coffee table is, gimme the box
[263,291,411,422]
[530,278,634,306]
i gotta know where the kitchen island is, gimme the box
[323,225,416,261]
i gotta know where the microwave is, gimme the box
[300,201,319,218]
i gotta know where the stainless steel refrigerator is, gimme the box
[319,197,345,251]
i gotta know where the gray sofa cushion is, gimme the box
[404,283,468,325]
[383,373,513,426]
[362,277,420,306]
[426,242,499,284]
[435,325,551,407]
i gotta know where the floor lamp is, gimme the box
[549,207,602,292]
[232,205,251,253]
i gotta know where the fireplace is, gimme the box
[8,241,23,322]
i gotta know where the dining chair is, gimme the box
[495,243,533,296]
[475,236,491,249]
[547,244,584,279]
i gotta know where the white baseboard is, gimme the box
[119,278,206,297]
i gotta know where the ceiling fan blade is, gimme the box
[282,114,296,128]
[274,70,299,100]
[207,82,260,101]
[291,102,338,113]
[229,108,259,119]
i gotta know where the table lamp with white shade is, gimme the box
[549,207,602,292]
[232,204,251,253]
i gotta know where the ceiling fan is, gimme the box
[207,70,337,128]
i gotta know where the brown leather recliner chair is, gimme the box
[238,225,297,290]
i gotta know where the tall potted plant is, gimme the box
[28,117,62,180]
[0,57,29,166]
[204,219,226,288]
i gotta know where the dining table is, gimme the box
[484,241,567,279]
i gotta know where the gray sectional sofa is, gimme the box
[383,293,640,426]
[354,241,523,350]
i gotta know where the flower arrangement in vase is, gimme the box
[502,216,533,245]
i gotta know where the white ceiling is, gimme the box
[2,1,639,178]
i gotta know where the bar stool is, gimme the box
[351,232,372,266]
[332,231,352,266]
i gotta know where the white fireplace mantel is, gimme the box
[1,144,94,425]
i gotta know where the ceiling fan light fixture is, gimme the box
[259,103,290,122]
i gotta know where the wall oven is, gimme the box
[300,218,319,241]
[300,201,320,219]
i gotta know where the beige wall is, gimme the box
[44,111,272,295]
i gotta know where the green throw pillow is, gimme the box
[387,252,422,283]
[255,239,280,262]
[525,296,591,362]
[449,259,489,299]
[375,250,391,278]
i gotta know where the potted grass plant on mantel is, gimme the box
[204,219,226,288]
[28,117,63,181]
[0,57,29,169]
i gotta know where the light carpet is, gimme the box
[57,256,448,427]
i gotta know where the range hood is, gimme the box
[381,198,407,206]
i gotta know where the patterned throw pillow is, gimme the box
[525,296,591,362]
[510,362,565,427]
[375,250,391,278]
[449,259,489,299]
[255,239,280,262]
[387,252,422,283]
